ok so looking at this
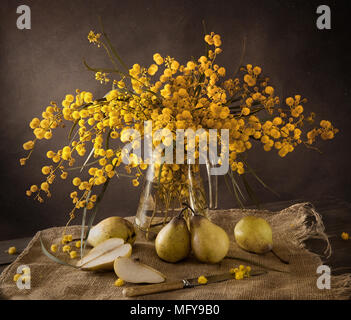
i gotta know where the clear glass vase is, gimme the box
[205,158,219,210]
[134,163,208,240]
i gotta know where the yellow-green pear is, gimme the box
[155,216,191,263]
[190,215,230,263]
[87,217,136,247]
[234,216,273,254]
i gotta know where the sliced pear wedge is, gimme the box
[81,243,132,271]
[76,238,124,268]
[114,257,166,283]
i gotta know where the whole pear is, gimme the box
[234,216,273,254]
[190,215,230,263]
[155,216,191,263]
[87,217,136,247]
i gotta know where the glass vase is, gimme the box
[205,157,219,210]
[134,163,208,240]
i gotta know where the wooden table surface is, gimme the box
[1,197,350,275]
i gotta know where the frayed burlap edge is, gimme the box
[211,202,350,299]
[274,202,350,299]
[283,202,350,299]
[0,230,42,285]
[0,226,79,299]
[332,274,351,299]
[283,202,331,257]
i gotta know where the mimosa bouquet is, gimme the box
[20,22,338,233]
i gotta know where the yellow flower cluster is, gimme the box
[87,31,101,45]
[21,30,337,223]
[230,265,251,280]
[95,71,110,84]
[307,120,338,145]
[50,234,80,259]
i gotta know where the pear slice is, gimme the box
[81,243,132,271]
[76,238,124,268]
[114,257,166,283]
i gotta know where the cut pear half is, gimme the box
[81,243,132,271]
[114,257,166,283]
[76,238,124,268]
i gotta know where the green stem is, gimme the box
[225,255,289,273]
[98,16,129,72]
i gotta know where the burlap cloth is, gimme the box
[0,202,350,300]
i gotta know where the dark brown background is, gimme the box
[0,0,350,241]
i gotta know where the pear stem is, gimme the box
[271,250,289,265]
[181,202,195,216]
[178,207,188,218]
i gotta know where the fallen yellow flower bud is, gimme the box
[197,275,208,285]
[114,278,125,287]
[8,247,16,255]
[341,232,349,240]
[62,245,71,253]
[13,274,21,282]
